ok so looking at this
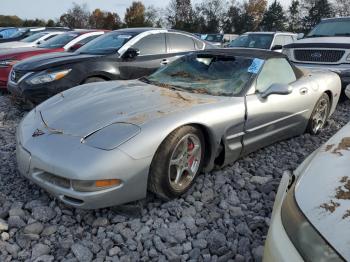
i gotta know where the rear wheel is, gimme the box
[148,126,205,199]
[306,93,330,135]
[84,77,106,84]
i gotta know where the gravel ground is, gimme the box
[0,94,349,262]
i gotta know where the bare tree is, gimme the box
[334,0,350,16]
[60,2,90,28]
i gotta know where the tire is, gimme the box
[148,126,205,200]
[84,77,106,84]
[306,93,330,135]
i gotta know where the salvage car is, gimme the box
[8,28,211,104]
[0,31,64,49]
[0,30,104,90]
[264,121,350,261]
[16,49,341,209]
[229,32,297,52]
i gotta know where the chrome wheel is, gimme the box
[168,134,202,191]
[311,97,329,134]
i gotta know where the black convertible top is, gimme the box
[199,48,287,60]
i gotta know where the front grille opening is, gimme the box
[37,172,71,189]
[294,49,345,63]
[62,195,84,205]
[11,70,28,83]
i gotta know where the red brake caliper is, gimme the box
[188,140,195,167]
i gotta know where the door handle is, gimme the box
[299,87,308,95]
[160,59,169,65]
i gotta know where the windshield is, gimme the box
[205,34,223,42]
[78,32,136,54]
[307,19,350,37]
[21,32,46,43]
[38,33,78,48]
[229,34,273,49]
[143,53,257,96]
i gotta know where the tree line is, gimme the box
[0,0,349,34]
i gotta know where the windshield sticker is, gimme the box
[119,35,132,39]
[248,58,264,74]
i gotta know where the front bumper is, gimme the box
[16,123,152,209]
[263,173,303,262]
[293,62,350,87]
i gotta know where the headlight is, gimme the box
[281,184,343,261]
[83,122,141,150]
[26,69,71,85]
[0,59,19,67]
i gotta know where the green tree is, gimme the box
[288,0,302,32]
[260,0,286,31]
[166,0,194,31]
[59,2,90,28]
[46,19,55,27]
[0,15,22,27]
[302,0,333,31]
[245,0,268,31]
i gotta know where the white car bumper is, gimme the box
[263,173,303,262]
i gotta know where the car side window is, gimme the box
[132,33,166,55]
[256,58,297,93]
[43,34,58,41]
[167,33,195,53]
[76,35,100,45]
[272,35,284,47]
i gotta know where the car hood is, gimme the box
[0,47,54,59]
[295,122,350,260]
[35,80,220,138]
[0,41,33,49]
[14,51,102,71]
[285,36,350,49]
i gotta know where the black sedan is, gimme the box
[8,28,212,104]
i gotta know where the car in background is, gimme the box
[0,27,70,43]
[283,17,350,93]
[0,31,64,49]
[204,33,224,47]
[264,120,350,262]
[15,49,341,208]
[0,30,105,90]
[8,28,211,104]
[228,32,297,52]
[0,27,19,39]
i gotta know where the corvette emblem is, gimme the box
[32,129,45,137]
[11,70,16,81]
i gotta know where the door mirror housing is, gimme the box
[271,44,283,51]
[297,33,304,40]
[122,48,140,59]
[260,83,292,98]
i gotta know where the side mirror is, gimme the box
[36,41,41,45]
[345,84,350,100]
[297,33,304,40]
[271,45,283,51]
[68,43,83,52]
[122,48,140,59]
[260,83,292,99]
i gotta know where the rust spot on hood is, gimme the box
[335,176,350,200]
[331,137,350,156]
[325,144,334,152]
[160,89,216,106]
[320,200,340,213]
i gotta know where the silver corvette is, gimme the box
[16,49,341,209]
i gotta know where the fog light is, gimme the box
[72,179,122,192]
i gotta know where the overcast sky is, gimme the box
[1,0,292,20]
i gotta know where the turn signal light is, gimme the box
[95,179,121,188]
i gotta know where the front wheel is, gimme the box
[306,93,330,135]
[148,126,205,200]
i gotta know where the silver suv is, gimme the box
[283,17,350,92]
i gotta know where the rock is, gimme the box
[23,222,44,235]
[207,230,227,255]
[250,176,272,185]
[33,255,55,262]
[1,232,9,241]
[192,239,207,249]
[32,206,56,222]
[41,225,57,236]
[32,243,50,259]
[8,215,25,228]
[9,208,26,218]
[252,245,264,261]
[189,247,201,260]
[108,246,121,256]
[0,218,8,232]
[92,217,109,227]
[71,243,93,262]
[201,188,215,203]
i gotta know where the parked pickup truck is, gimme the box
[283,17,350,92]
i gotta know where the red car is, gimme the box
[0,30,105,90]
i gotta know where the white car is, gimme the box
[0,31,63,49]
[264,121,350,261]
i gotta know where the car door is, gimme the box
[165,33,198,64]
[119,33,168,79]
[242,58,312,155]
